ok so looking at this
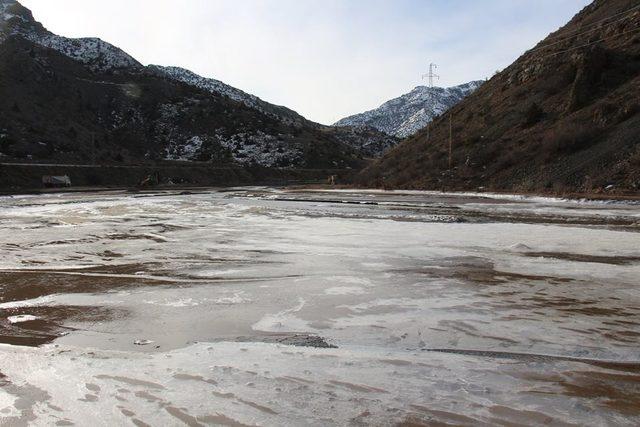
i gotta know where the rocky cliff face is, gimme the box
[0,0,393,168]
[335,81,483,138]
[359,0,640,194]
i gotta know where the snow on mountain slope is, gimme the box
[150,66,263,110]
[1,0,396,166]
[0,0,23,42]
[324,125,399,158]
[0,0,19,21]
[0,0,140,72]
[24,35,141,72]
[151,65,403,157]
[149,65,307,126]
[335,81,484,138]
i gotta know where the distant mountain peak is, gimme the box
[1,1,26,22]
[359,0,640,193]
[1,0,42,33]
[335,81,483,138]
[0,0,22,12]
[1,0,140,72]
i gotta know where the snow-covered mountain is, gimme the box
[0,0,398,168]
[148,66,399,156]
[148,65,307,126]
[335,81,484,138]
[1,0,140,72]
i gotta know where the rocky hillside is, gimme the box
[335,81,483,138]
[0,0,393,169]
[148,65,309,127]
[359,0,640,194]
[148,65,399,157]
[1,1,141,73]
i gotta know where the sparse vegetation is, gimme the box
[359,0,640,194]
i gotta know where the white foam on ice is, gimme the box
[7,314,39,324]
[143,298,200,308]
[324,286,366,296]
[252,298,310,333]
[213,293,251,305]
[0,295,57,310]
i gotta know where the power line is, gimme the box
[543,3,640,41]
[607,29,640,50]
[527,9,640,55]
[426,6,640,156]
[539,25,640,60]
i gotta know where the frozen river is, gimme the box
[1,188,639,426]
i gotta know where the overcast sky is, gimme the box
[20,0,591,125]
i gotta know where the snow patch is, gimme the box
[150,65,303,126]
[0,1,25,26]
[215,130,302,167]
[24,34,141,72]
[1,2,140,73]
[165,136,203,161]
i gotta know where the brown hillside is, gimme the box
[0,0,396,172]
[358,0,640,194]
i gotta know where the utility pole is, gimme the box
[448,114,453,171]
[422,63,439,88]
[91,132,96,165]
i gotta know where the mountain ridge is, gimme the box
[335,81,483,138]
[0,0,397,171]
[1,0,141,73]
[148,65,310,127]
[358,0,640,194]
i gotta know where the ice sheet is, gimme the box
[1,188,639,425]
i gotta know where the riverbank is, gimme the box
[0,162,354,194]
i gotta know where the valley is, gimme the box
[1,1,639,425]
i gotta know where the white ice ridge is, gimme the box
[252,297,309,332]
[7,314,39,324]
[0,295,57,310]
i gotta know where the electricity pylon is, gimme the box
[422,63,439,88]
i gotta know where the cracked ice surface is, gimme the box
[0,188,639,425]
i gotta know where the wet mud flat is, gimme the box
[1,188,640,425]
